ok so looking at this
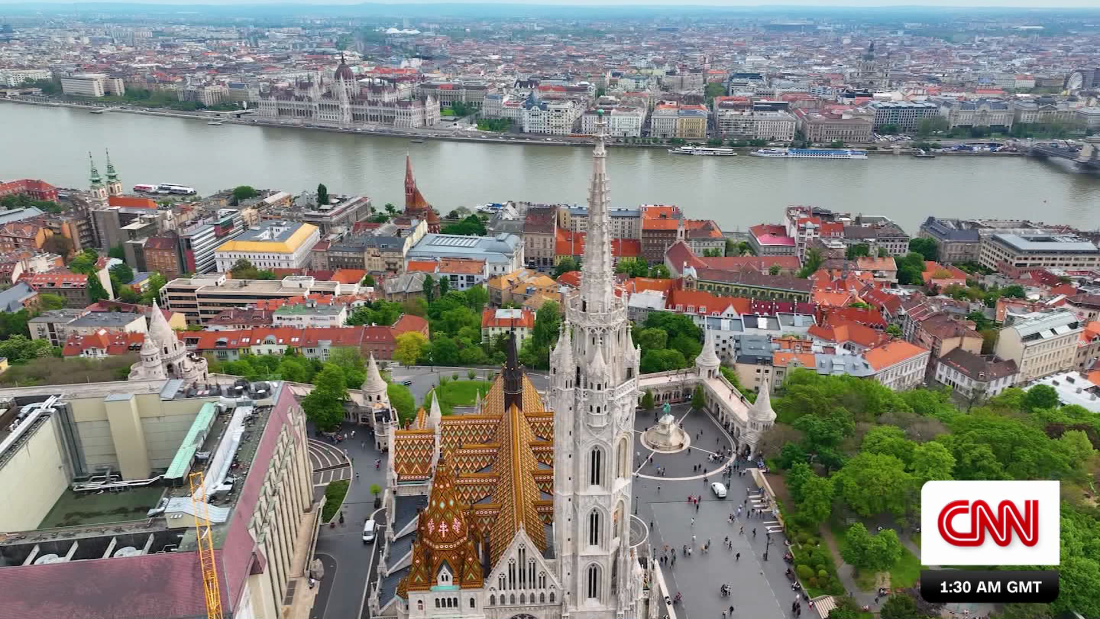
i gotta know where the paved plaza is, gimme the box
[633,404,799,619]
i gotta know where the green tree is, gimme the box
[841,523,903,572]
[300,365,348,431]
[845,244,871,260]
[704,81,725,103]
[769,264,782,276]
[886,324,903,337]
[797,474,835,526]
[895,252,927,285]
[636,328,668,351]
[1020,384,1056,413]
[835,452,912,517]
[42,234,73,257]
[786,462,815,503]
[640,348,687,373]
[881,594,928,619]
[641,390,655,410]
[797,248,824,278]
[691,384,705,410]
[67,248,99,275]
[388,382,417,424]
[553,256,581,278]
[38,293,67,311]
[724,238,737,257]
[438,276,450,297]
[702,248,722,258]
[909,238,939,261]
[648,264,671,279]
[361,274,377,287]
[394,331,429,366]
[861,425,915,465]
[615,257,649,278]
[430,335,460,366]
[422,274,435,303]
[440,214,487,236]
[231,185,258,205]
[87,274,109,303]
[328,347,366,389]
[316,183,329,206]
[0,335,55,363]
[109,263,134,284]
[141,272,167,305]
[910,441,956,484]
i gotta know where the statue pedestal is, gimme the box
[640,413,690,453]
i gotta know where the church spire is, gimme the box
[578,110,616,313]
[503,329,523,412]
[88,152,102,186]
[104,149,119,182]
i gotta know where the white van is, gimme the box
[362,519,377,544]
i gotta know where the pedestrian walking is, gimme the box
[696,502,700,512]
[729,606,734,616]
[691,517,695,527]
[752,528,757,538]
[657,485,661,493]
[739,525,744,535]
[736,552,740,561]
[692,534,697,547]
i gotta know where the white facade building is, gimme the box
[523,99,583,135]
[213,220,320,272]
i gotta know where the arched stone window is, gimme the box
[588,509,601,547]
[586,564,601,600]
[589,447,603,487]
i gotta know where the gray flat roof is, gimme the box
[993,234,1099,253]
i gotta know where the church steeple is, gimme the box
[503,329,523,412]
[578,110,616,314]
[104,149,123,196]
[88,152,102,187]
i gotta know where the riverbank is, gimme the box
[0,97,1024,157]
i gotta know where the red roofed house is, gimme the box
[748,224,797,256]
[19,269,91,307]
[555,228,640,265]
[481,308,535,345]
[864,340,931,391]
[108,195,158,209]
[0,178,58,201]
[808,317,888,353]
[63,329,147,358]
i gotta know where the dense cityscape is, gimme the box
[0,3,1098,619]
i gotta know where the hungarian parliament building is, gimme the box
[256,56,441,129]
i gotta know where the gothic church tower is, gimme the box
[550,110,641,619]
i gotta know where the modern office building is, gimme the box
[161,274,351,324]
[214,221,320,272]
[979,233,1100,273]
[60,73,125,97]
[180,209,247,274]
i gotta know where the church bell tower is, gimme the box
[550,110,641,619]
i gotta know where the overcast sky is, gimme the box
[3,0,1098,6]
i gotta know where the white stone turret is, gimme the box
[426,388,442,430]
[129,334,167,381]
[362,352,388,403]
[129,300,208,385]
[749,375,777,425]
[695,325,721,379]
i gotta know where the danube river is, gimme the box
[3,103,1099,233]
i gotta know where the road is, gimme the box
[310,424,388,619]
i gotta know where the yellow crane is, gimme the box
[189,471,225,619]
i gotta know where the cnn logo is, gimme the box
[922,481,1059,566]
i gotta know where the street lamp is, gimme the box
[763,536,771,561]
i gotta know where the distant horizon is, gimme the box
[2,0,1099,7]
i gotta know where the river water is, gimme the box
[3,103,1098,233]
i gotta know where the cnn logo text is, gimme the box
[921,481,1059,566]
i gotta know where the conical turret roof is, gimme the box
[696,325,720,370]
[362,352,387,396]
[147,300,176,350]
[749,375,776,422]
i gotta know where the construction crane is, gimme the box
[189,471,225,619]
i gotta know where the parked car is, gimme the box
[362,519,377,544]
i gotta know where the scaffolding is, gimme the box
[188,471,225,619]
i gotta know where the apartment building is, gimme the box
[995,311,1083,383]
[796,108,874,144]
[480,308,535,345]
[979,233,1100,273]
[559,206,641,239]
[522,98,582,135]
[179,209,246,274]
[866,101,940,132]
[934,348,1019,399]
[864,340,931,391]
[579,106,645,137]
[405,257,489,292]
[405,233,524,276]
[161,274,348,324]
[918,217,983,264]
